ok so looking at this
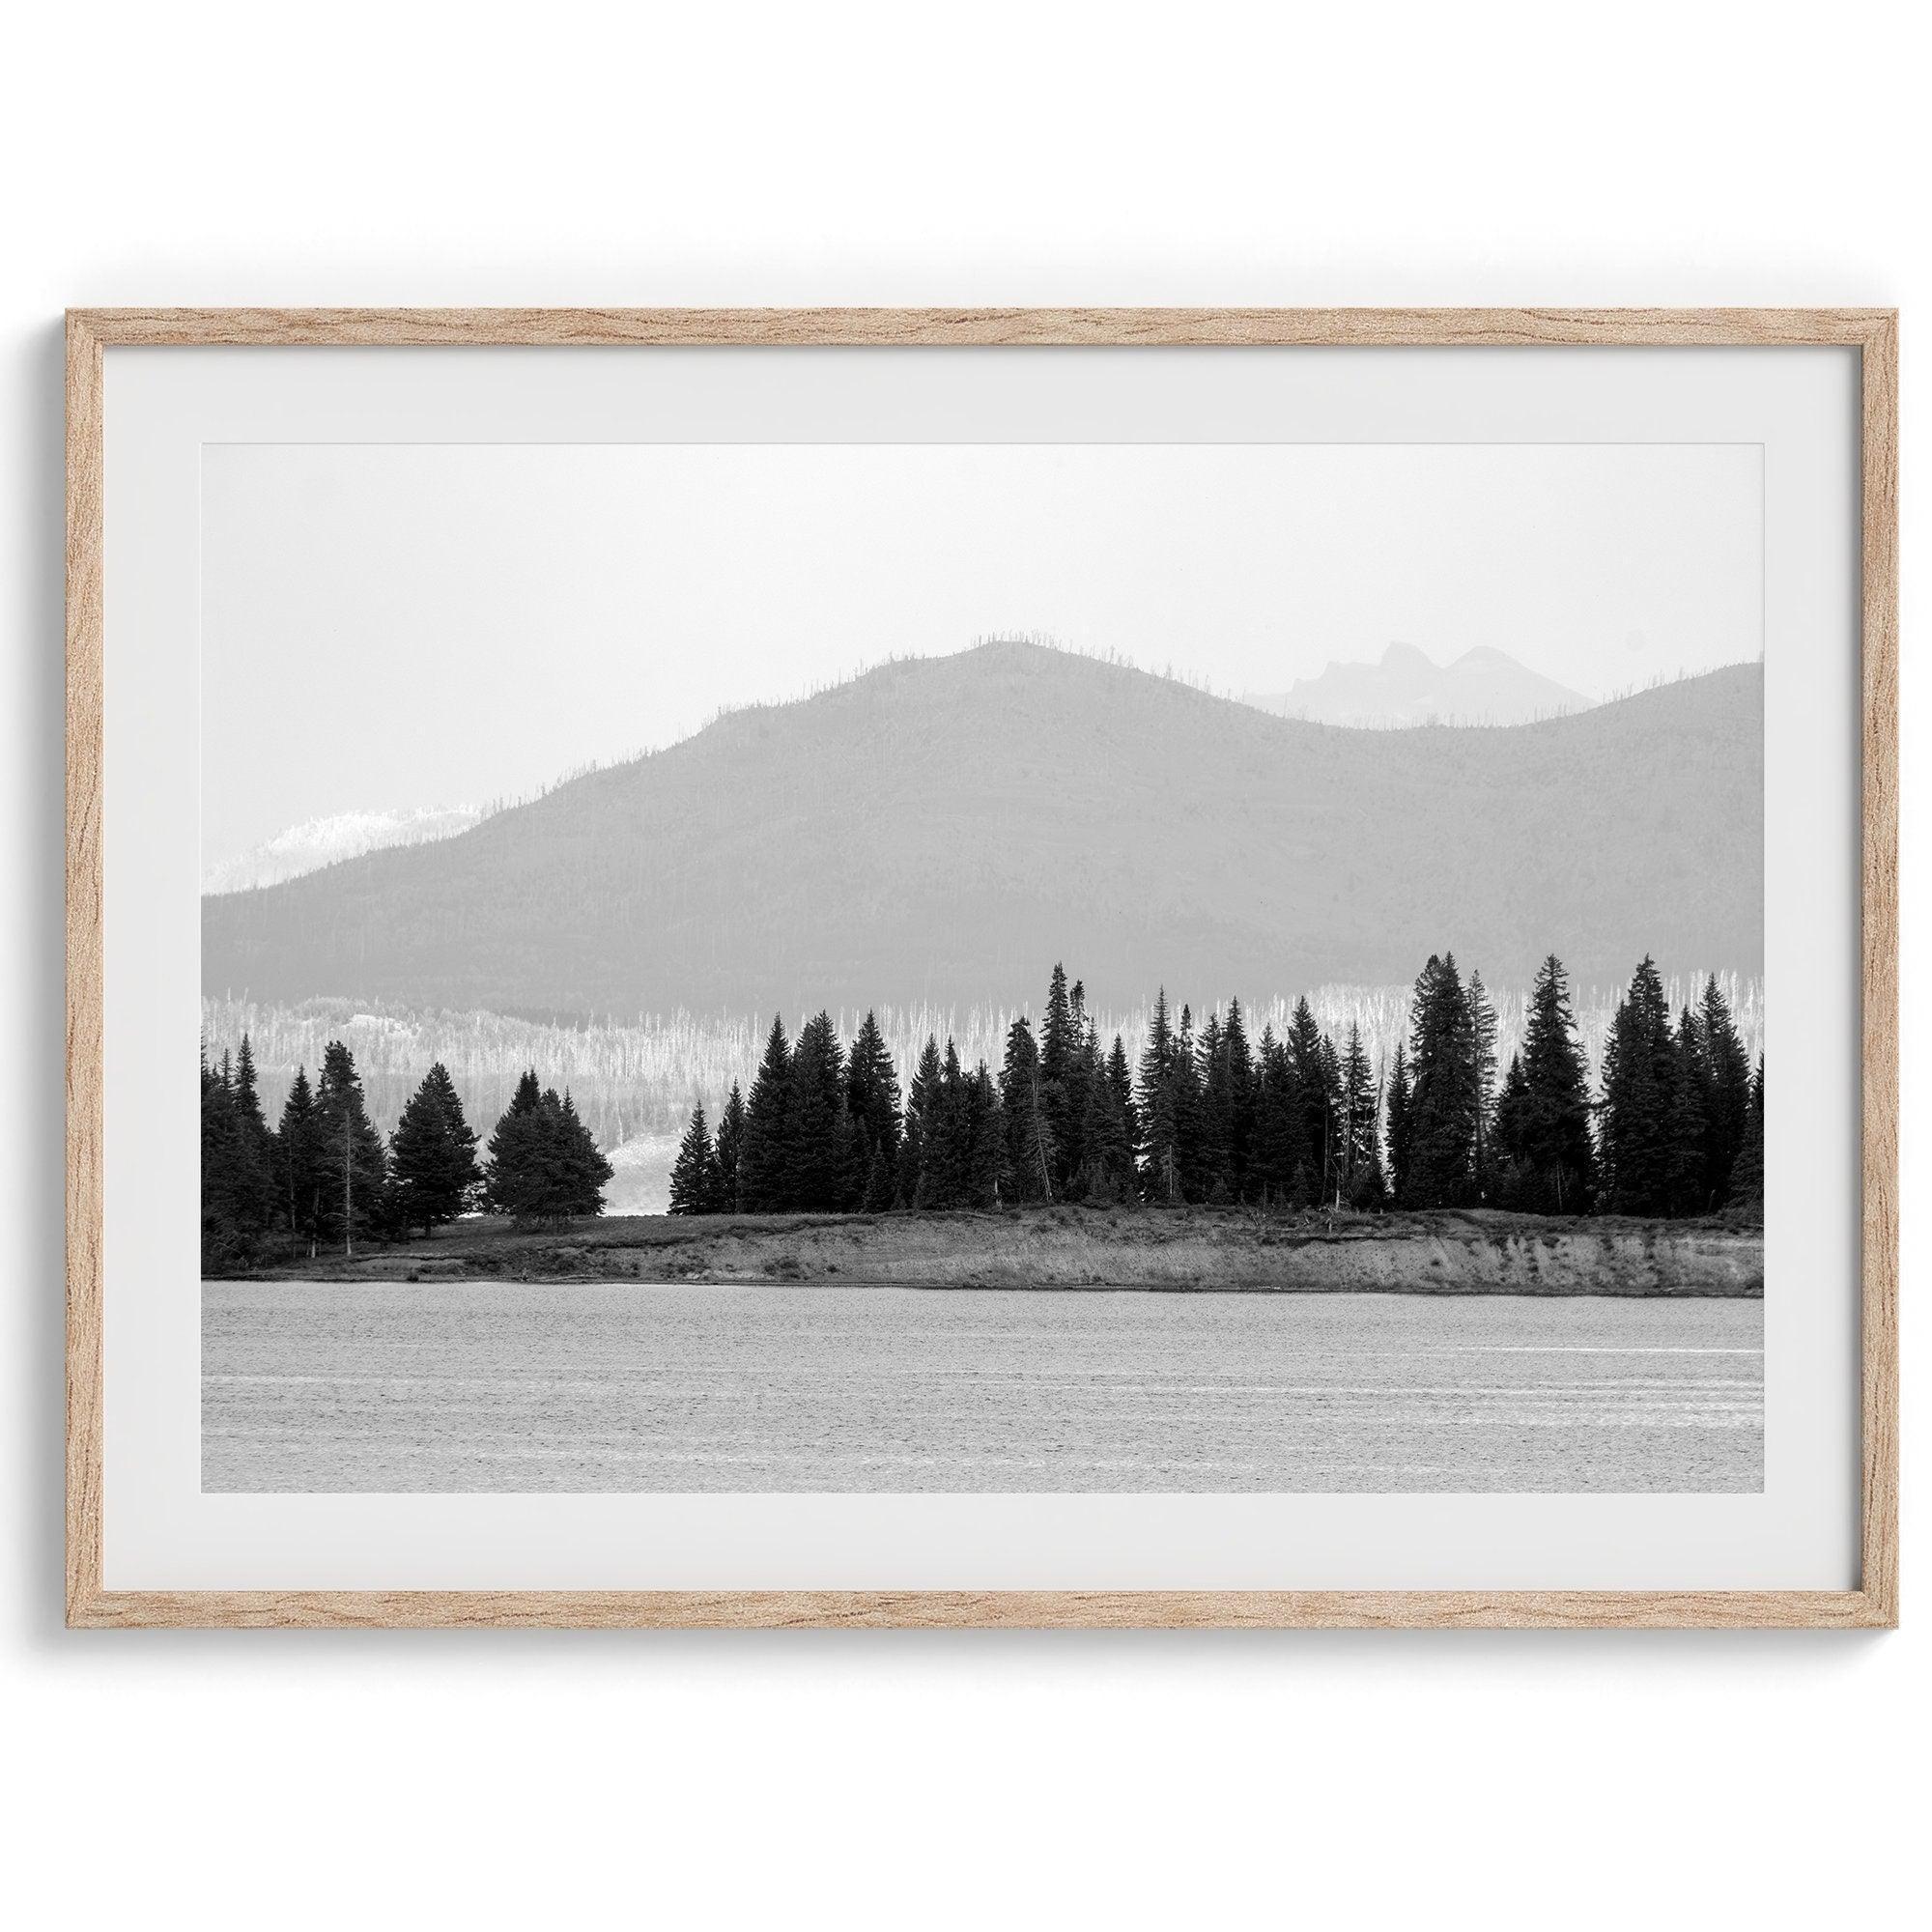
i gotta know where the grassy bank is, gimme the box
[238,1204,1763,1296]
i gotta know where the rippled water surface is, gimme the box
[203,1282,1763,1493]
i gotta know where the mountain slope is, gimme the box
[203,642,1762,1017]
[1246,641,1592,726]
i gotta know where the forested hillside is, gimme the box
[203,640,1762,1019]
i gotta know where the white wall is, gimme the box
[2,4,1920,1924]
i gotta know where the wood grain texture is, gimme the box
[63,307,1900,1632]
[65,312,105,1631]
[67,305,1894,348]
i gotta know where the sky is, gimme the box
[200,441,1762,867]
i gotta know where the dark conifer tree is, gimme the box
[1672,1006,1712,1214]
[1337,1021,1379,1205]
[964,1063,1004,1208]
[894,1108,923,1209]
[1384,1038,1412,1207]
[784,1011,851,1210]
[1490,1053,1533,1209]
[845,1010,902,1194]
[1196,1010,1232,1201]
[906,1036,946,1208]
[1505,953,1598,1214]
[1061,981,1095,1190]
[1106,1033,1139,1161]
[998,1015,1053,1204]
[387,1061,480,1236]
[1695,977,1753,1209]
[738,1014,794,1212]
[273,1065,326,1260]
[1136,989,1183,1206]
[1399,954,1480,1208]
[200,1046,242,1273]
[487,1086,611,1226]
[932,1040,973,1208]
[313,1040,388,1254]
[1038,964,1078,1195]
[1600,955,1685,1216]
[1251,1025,1299,1207]
[1171,1004,1207,1203]
[668,1103,724,1215]
[714,1081,747,1213]
[229,1036,279,1240]
[1730,1054,1765,1213]
[1221,997,1256,1201]
[1285,998,1332,1207]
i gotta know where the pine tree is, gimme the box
[1171,1004,1206,1203]
[229,1036,279,1240]
[487,1084,611,1227]
[964,1062,1004,1208]
[387,1062,480,1236]
[1285,998,1332,1207]
[1600,956,1686,1216]
[1076,1033,1139,1204]
[1136,989,1182,1206]
[200,1045,242,1273]
[1501,953,1598,1214]
[907,1036,946,1208]
[1338,1021,1379,1205]
[784,1011,851,1210]
[558,1092,612,1218]
[845,1009,902,1193]
[1196,1009,1232,1201]
[1672,1007,1711,1214]
[738,1014,794,1212]
[1251,1025,1300,1208]
[930,1040,973,1208]
[713,1081,747,1213]
[1221,997,1256,1200]
[1384,1038,1412,1207]
[1696,977,1754,1209]
[668,1103,724,1215]
[310,1040,387,1255]
[1038,964,1078,1195]
[1400,954,1480,1208]
[1730,1054,1765,1214]
[998,1015,1053,1204]
[273,1065,326,1260]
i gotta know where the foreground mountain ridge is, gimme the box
[203,640,1763,1017]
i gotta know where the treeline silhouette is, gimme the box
[668,952,1764,1222]
[200,1043,611,1270]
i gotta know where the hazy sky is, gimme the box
[201,441,1761,866]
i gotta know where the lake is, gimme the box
[202,1281,1764,1494]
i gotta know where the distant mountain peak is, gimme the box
[1245,642,1593,728]
[203,804,484,895]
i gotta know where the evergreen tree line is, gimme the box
[669,953,1764,1221]
[201,1039,612,1270]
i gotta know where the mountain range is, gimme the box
[1245,642,1591,727]
[202,640,1762,1019]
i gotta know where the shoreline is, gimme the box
[230,1205,1764,1298]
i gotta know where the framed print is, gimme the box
[65,307,1897,1629]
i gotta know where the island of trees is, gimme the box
[201,947,1762,1273]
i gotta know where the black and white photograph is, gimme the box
[197,439,1767,1496]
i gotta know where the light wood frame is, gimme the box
[65,307,1899,1631]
